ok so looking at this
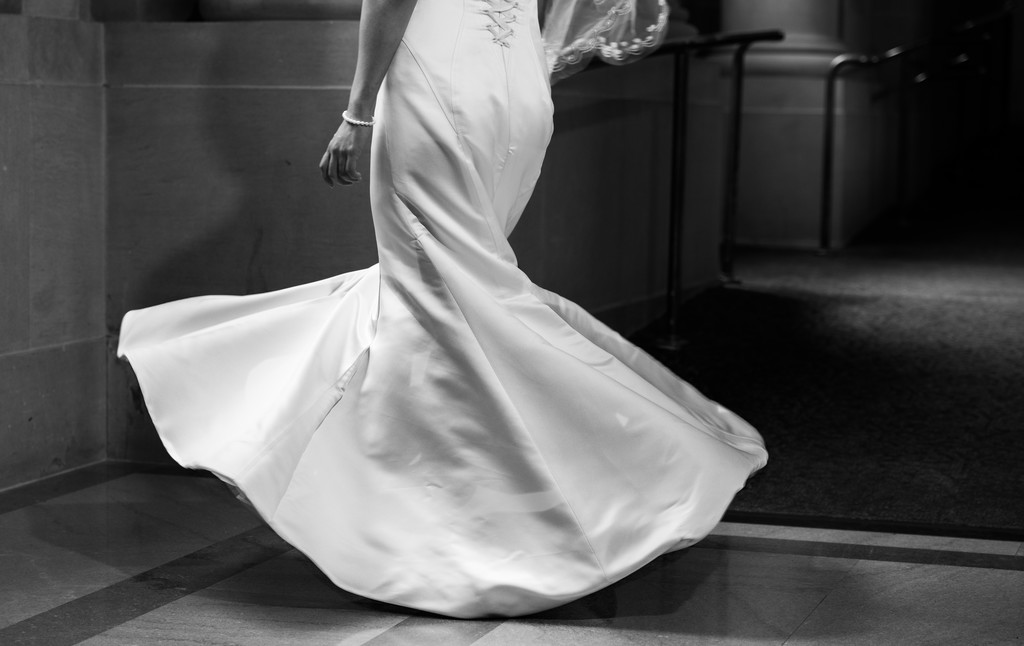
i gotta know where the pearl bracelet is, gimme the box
[342,110,376,127]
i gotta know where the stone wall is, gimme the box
[0,7,106,489]
[719,0,882,249]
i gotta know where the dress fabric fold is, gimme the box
[118,0,768,618]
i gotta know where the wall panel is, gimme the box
[0,14,106,490]
[29,85,105,346]
[0,85,32,355]
[0,339,106,490]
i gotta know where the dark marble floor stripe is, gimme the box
[0,461,203,516]
[0,462,139,516]
[724,510,1024,542]
[700,534,1024,572]
[9,463,1018,540]
[0,525,290,646]
[363,616,504,645]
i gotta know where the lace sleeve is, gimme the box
[542,0,670,83]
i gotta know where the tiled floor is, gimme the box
[2,465,1022,645]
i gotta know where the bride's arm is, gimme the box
[320,0,420,187]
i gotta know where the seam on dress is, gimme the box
[491,35,514,193]
[450,0,468,140]
[453,146,513,261]
[253,346,371,521]
[227,274,379,505]
[398,39,458,135]
[393,185,513,277]
[393,187,433,241]
[381,106,417,237]
[412,229,611,583]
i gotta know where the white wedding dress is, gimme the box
[118,0,767,618]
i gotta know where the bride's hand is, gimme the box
[319,122,372,187]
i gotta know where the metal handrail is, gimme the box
[575,28,785,348]
[652,29,785,348]
[655,29,787,56]
[818,1,1015,252]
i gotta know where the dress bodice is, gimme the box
[401,0,545,63]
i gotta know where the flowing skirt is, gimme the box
[118,0,768,618]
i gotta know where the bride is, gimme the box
[118,0,768,618]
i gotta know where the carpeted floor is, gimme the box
[635,173,1024,537]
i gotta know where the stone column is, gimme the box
[722,0,844,72]
[716,0,882,249]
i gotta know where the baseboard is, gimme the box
[593,282,716,337]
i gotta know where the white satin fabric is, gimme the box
[118,0,767,618]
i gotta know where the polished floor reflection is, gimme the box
[1,465,1022,645]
